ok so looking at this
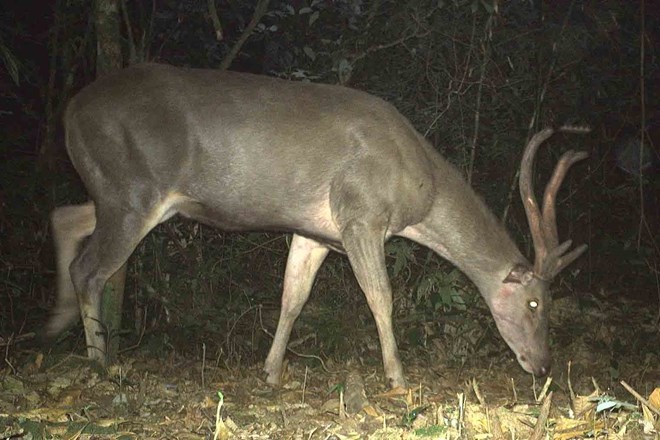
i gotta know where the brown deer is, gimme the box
[48,64,587,388]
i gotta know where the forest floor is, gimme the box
[1,290,658,439]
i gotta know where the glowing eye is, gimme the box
[528,300,538,310]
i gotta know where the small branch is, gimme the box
[120,0,137,63]
[365,0,382,27]
[467,32,490,185]
[0,332,35,347]
[621,380,660,417]
[351,29,430,64]
[637,0,646,250]
[530,391,553,440]
[219,0,271,71]
[207,0,223,41]
[258,308,333,374]
[649,258,660,326]
[501,0,577,224]
[38,0,63,171]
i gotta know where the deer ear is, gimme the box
[503,264,535,286]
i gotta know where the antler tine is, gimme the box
[540,241,588,279]
[554,243,588,278]
[540,150,589,250]
[519,128,556,272]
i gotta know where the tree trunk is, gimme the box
[93,0,125,364]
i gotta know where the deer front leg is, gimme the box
[342,221,406,389]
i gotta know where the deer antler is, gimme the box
[519,127,589,280]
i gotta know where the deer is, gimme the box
[48,63,588,389]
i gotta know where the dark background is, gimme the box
[1,0,658,365]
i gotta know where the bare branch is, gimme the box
[207,0,223,41]
[219,0,271,71]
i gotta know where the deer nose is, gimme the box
[536,358,552,376]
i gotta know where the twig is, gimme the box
[501,0,577,223]
[621,380,660,417]
[38,0,63,171]
[201,342,206,388]
[226,304,260,351]
[567,361,576,401]
[637,0,646,249]
[120,0,136,63]
[457,392,465,437]
[536,376,553,403]
[471,378,485,405]
[649,258,660,326]
[258,307,334,374]
[4,336,16,375]
[0,332,35,347]
[510,377,518,402]
[352,29,430,64]
[45,352,86,373]
[302,366,307,405]
[467,34,490,185]
[119,303,147,355]
[530,391,553,440]
[207,0,223,41]
[219,0,271,71]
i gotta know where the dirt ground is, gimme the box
[1,290,659,439]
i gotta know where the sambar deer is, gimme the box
[49,63,588,388]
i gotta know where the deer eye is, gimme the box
[528,300,539,311]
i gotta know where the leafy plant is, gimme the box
[415,269,467,313]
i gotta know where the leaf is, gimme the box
[480,0,495,14]
[389,240,413,278]
[283,5,295,15]
[416,277,432,303]
[303,46,316,60]
[591,396,638,413]
[309,10,320,26]
[0,39,21,85]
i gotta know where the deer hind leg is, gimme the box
[58,199,173,362]
[264,234,329,385]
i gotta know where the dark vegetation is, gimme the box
[0,0,658,438]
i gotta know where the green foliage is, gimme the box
[415,269,466,313]
[386,238,470,316]
[387,238,418,279]
[122,221,287,361]
[413,424,449,437]
[401,404,430,427]
[0,34,21,84]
